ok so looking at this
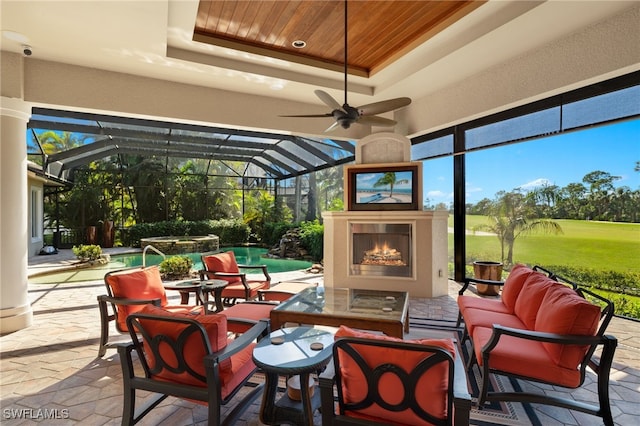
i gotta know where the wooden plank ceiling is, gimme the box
[194,0,485,77]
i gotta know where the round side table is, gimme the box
[162,280,203,305]
[200,279,228,313]
[252,327,334,426]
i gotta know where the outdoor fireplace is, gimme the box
[350,223,412,277]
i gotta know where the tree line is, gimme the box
[467,167,640,223]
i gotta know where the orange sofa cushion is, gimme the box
[220,302,275,333]
[221,280,270,299]
[137,304,257,399]
[501,264,536,311]
[513,272,557,329]
[472,326,582,388]
[334,326,455,425]
[459,307,526,336]
[535,285,600,368]
[203,251,241,284]
[106,266,168,330]
[457,296,511,318]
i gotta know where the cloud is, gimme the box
[519,178,553,190]
[426,190,449,199]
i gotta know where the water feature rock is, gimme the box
[268,228,311,260]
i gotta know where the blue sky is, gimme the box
[422,119,640,206]
[356,171,413,191]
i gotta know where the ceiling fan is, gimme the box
[281,0,411,132]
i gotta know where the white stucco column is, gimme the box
[0,96,33,333]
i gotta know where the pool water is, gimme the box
[29,247,312,284]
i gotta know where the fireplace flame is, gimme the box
[363,241,406,266]
[373,242,392,255]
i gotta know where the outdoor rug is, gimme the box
[235,320,540,426]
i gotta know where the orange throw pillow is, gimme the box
[513,272,557,329]
[334,326,455,425]
[501,264,535,311]
[535,286,600,368]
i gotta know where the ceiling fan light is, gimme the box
[292,40,306,49]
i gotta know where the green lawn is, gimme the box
[450,216,640,273]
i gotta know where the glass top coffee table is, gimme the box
[270,286,409,338]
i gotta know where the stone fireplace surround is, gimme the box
[322,132,449,298]
[322,210,448,298]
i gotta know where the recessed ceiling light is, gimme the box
[292,40,306,49]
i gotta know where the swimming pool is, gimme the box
[29,247,312,284]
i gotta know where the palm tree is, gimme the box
[373,172,408,198]
[475,190,563,266]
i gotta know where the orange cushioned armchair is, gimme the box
[97,265,204,357]
[200,251,271,305]
[319,326,471,426]
[119,303,268,426]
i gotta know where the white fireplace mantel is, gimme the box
[322,210,449,298]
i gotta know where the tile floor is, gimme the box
[0,249,638,425]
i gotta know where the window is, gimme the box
[411,71,640,281]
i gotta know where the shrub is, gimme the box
[542,264,640,296]
[124,219,250,247]
[298,220,324,262]
[72,244,102,261]
[159,256,193,280]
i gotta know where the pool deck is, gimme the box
[28,247,141,278]
[12,248,640,425]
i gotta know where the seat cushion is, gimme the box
[220,302,275,333]
[460,307,526,336]
[203,251,241,284]
[221,280,270,299]
[105,266,168,331]
[535,285,600,368]
[334,326,455,425]
[458,295,511,317]
[472,326,582,387]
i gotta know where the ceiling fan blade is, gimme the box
[279,113,333,118]
[315,90,343,111]
[324,121,342,132]
[357,97,412,116]
[357,115,397,127]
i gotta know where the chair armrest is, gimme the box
[318,357,335,386]
[319,359,337,424]
[459,277,505,295]
[481,324,605,357]
[117,342,137,379]
[238,264,271,281]
[452,345,472,401]
[204,320,269,365]
[97,294,162,307]
[452,346,472,425]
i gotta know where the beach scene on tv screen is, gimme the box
[355,171,413,204]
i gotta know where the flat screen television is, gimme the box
[347,164,420,211]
